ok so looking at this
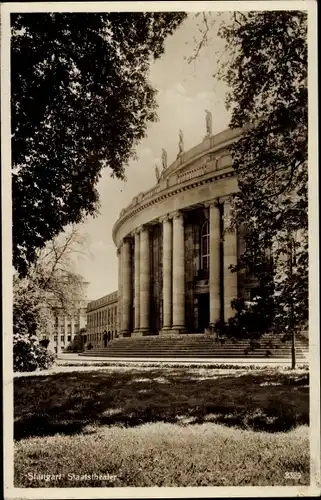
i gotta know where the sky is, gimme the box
[75,13,231,301]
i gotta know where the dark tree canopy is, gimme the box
[217,11,308,340]
[11,12,186,276]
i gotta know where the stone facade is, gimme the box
[86,291,118,347]
[48,304,87,354]
[44,280,88,354]
[113,127,254,337]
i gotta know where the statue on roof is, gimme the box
[155,164,160,183]
[205,109,212,136]
[161,148,167,170]
[178,129,184,156]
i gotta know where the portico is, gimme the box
[112,126,244,337]
[116,198,238,337]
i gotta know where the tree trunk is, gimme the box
[291,328,296,369]
[289,236,296,370]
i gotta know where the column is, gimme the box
[117,245,122,335]
[139,225,150,334]
[64,313,67,349]
[120,238,132,336]
[223,198,238,321]
[209,200,221,328]
[71,310,74,342]
[57,314,61,354]
[172,211,185,332]
[133,230,141,332]
[160,215,172,331]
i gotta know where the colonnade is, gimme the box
[117,198,238,336]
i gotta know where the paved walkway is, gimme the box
[58,353,307,366]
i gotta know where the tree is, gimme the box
[30,225,89,315]
[13,276,56,372]
[11,12,187,276]
[216,11,308,367]
[13,226,88,370]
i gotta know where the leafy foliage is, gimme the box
[13,276,56,371]
[14,332,56,372]
[214,294,276,340]
[66,333,85,353]
[217,11,308,339]
[13,227,88,371]
[11,12,187,276]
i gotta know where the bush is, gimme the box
[214,295,276,340]
[14,332,56,372]
[66,334,85,353]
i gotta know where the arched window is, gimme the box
[200,220,209,270]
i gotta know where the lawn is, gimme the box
[14,366,309,487]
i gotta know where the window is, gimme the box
[54,335,58,342]
[200,220,210,270]
[68,335,71,342]
[61,335,65,342]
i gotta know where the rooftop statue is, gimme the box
[161,148,167,170]
[155,164,160,183]
[205,109,212,136]
[178,129,184,156]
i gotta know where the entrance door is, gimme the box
[198,293,210,332]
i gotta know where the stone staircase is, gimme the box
[80,333,308,360]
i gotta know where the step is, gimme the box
[81,335,308,360]
[86,344,306,350]
[82,353,306,359]
[83,350,306,358]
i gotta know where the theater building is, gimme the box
[112,126,252,337]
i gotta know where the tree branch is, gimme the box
[187,12,210,64]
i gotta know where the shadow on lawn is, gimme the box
[14,368,309,440]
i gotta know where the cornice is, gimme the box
[112,167,236,242]
[87,291,118,312]
[162,131,241,180]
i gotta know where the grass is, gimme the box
[14,366,309,487]
[56,360,309,369]
[15,423,309,487]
